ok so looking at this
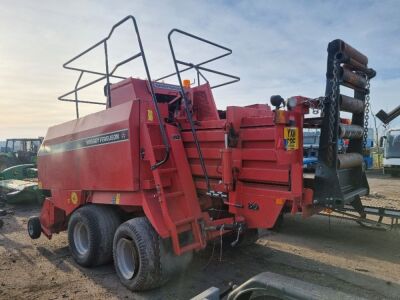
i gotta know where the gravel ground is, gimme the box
[0,170,399,299]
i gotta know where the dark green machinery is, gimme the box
[0,164,37,180]
[0,163,43,205]
[0,138,42,171]
[0,139,43,205]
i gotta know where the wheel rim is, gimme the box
[28,221,34,236]
[73,222,89,256]
[116,238,137,280]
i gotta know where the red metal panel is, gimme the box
[227,182,288,228]
[185,148,221,159]
[241,116,274,127]
[241,149,277,161]
[190,164,221,178]
[240,128,276,141]
[141,192,169,238]
[177,119,226,130]
[191,84,220,121]
[39,100,140,191]
[90,191,142,206]
[109,79,138,107]
[239,168,289,183]
[181,130,225,142]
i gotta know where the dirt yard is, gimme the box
[0,171,399,299]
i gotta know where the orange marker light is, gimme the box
[275,198,285,205]
[183,79,191,88]
[275,110,286,124]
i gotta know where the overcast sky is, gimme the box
[0,0,399,139]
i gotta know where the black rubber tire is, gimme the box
[113,217,192,291]
[68,205,120,267]
[28,216,41,239]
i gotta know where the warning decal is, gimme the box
[284,127,298,150]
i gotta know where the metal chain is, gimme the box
[328,59,340,165]
[303,96,325,115]
[318,96,326,116]
[363,77,370,150]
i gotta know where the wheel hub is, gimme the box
[116,238,137,280]
[28,222,34,236]
[73,222,89,256]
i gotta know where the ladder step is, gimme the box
[164,191,184,199]
[142,177,172,190]
[175,217,195,227]
[180,242,201,253]
[145,122,161,127]
[157,168,177,174]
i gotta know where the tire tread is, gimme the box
[68,205,120,267]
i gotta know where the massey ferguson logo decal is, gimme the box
[152,82,182,91]
[84,130,128,147]
[38,129,129,156]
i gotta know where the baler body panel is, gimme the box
[178,98,307,229]
[38,100,140,191]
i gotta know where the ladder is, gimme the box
[143,122,205,255]
[161,29,240,192]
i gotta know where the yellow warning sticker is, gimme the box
[71,192,79,205]
[147,109,154,121]
[284,127,298,150]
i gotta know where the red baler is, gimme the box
[28,16,376,290]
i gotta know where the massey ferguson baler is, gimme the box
[28,16,376,291]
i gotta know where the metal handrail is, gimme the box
[156,29,240,89]
[58,15,170,169]
[165,29,239,191]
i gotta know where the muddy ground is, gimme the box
[0,171,399,299]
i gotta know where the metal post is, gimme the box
[104,41,112,108]
[74,72,83,118]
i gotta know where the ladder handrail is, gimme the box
[59,15,170,169]
[166,29,239,191]
[157,28,240,88]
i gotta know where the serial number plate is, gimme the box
[284,127,298,150]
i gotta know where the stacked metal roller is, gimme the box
[334,40,376,169]
[314,39,376,208]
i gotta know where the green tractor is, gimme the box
[0,138,43,171]
[0,138,44,205]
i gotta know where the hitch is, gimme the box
[205,221,246,247]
